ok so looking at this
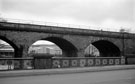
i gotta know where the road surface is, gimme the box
[0,69,135,84]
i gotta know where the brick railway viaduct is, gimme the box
[0,22,135,58]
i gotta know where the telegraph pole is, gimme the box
[122,32,125,56]
[120,27,125,56]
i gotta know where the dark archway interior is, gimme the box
[43,37,78,57]
[0,36,18,57]
[92,40,120,57]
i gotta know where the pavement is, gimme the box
[1,69,135,84]
[0,65,135,78]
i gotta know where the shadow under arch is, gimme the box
[0,36,19,57]
[92,40,120,57]
[31,37,78,57]
[44,37,78,57]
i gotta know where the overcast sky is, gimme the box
[0,0,135,33]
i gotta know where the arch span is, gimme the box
[30,37,78,57]
[92,40,120,57]
[0,36,18,57]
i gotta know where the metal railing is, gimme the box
[0,18,126,33]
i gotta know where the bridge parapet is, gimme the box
[0,22,135,39]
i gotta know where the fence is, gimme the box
[0,57,125,71]
[0,58,33,70]
[52,57,125,68]
[125,55,135,64]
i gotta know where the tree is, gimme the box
[0,14,7,22]
[119,27,131,33]
[119,28,125,32]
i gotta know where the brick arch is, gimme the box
[29,36,78,57]
[91,40,121,57]
[0,36,19,57]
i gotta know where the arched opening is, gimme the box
[0,39,16,58]
[85,44,99,57]
[28,37,77,57]
[29,40,62,57]
[92,40,120,57]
